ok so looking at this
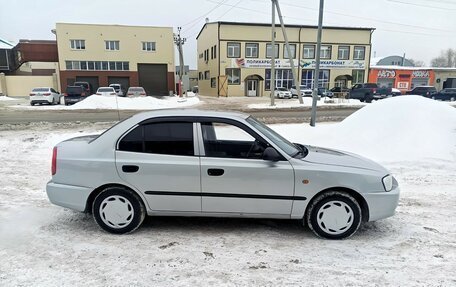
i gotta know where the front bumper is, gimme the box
[362,185,400,221]
[46,181,92,212]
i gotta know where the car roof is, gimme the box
[130,109,250,122]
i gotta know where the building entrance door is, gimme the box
[246,80,258,97]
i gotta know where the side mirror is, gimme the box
[262,147,281,161]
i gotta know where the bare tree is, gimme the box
[407,58,426,67]
[431,48,456,67]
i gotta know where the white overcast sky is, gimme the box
[1,0,455,69]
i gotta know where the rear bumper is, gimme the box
[64,96,84,104]
[363,185,400,221]
[46,181,92,212]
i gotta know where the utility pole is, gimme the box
[273,0,302,104]
[310,0,324,127]
[270,1,276,106]
[174,27,186,97]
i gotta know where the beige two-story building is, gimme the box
[56,23,175,95]
[197,21,374,97]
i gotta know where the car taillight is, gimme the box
[29,93,35,96]
[52,147,57,175]
[110,92,116,95]
[96,93,101,95]
[127,93,133,96]
[140,93,146,96]
[81,92,86,96]
[63,93,67,96]
[43,93,51,96]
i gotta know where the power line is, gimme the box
[180,0,229,28]
[386,0,456,10]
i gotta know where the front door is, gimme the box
[115,121,201,212]
[198,120,294,215]
[246,80,258,97]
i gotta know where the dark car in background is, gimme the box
[427,88,456,101]
[349,83,395,103]
[318,87,334,98]
[73,81,93,96]
[405,86,437,97]
[64,86,88,105]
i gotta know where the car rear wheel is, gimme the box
[306,191,362,239]
[93,187,146,234]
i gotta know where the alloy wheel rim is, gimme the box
[316,200,354,235]
[99,195,134,229]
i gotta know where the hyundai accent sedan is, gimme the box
[46,110,400,239]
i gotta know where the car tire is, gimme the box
[359,98,364,102]
[306,191,362,240]
[92,186,146,234]
[30,102,34,106]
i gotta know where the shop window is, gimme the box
[352,70,365,84]
[301,70,330,88]
[226,68,240,85]
[265,69,294,90]
[211,77,216,88]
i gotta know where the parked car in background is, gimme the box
[29,87,61,106]
[349,83,395,103]
[96,87,117,97]
[426,88,456,101]
[405,86,437,97]
[127,87,147,97]
[47,109,400,239]
[318,88,334,98]
[109,84,126,97]
[64,86,88,105]
[290,85,312,98]
[73,81,93,95]
[330,87,350,93]
[391,88,402,96]
[274,87,292,99]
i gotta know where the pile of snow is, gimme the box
[274,96,456,162]
[248,97,365,109]
[0,96,19,101]
[66,95,200,110]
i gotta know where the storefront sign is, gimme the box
[232,58,299,68]
[412,70,430,78]
[378,70,396,78]
[397,82,409,89]
[300,60,365,69]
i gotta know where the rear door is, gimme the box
[115,120,201,212]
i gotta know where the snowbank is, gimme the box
[12,95,200,110]
[0,96,19,101]
[248,97,365,109]
[273,96,456,162]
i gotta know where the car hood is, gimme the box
[300,145,387,173]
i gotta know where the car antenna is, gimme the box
[114,92,121,121]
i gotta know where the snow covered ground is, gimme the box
[11,94,201,110]
[0,96,20,101]
[248,97,366,109]
[0,96,455,286]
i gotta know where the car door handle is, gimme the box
[122,165,139,173]
[208,168,224,176]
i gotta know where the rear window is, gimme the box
[98,88,114,92]
[66,86,83,93]
[277,87,287,91]
[32,88,49,92]
[129,88,144,92]
[74,82,89,88]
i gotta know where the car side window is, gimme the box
[201,122,267,159]
[118,122,194,156]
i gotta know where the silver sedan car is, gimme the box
[46,110,400,239]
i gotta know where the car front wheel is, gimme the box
[306,191,362,239]
[93,187,146,234]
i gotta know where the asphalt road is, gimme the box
[0,106,361,125]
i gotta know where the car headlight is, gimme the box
[382,175,393,192]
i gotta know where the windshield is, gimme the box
[246,116,302,157]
